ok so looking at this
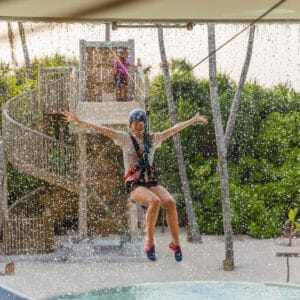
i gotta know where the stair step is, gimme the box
[93,238,122,249]
[60,237,124,256]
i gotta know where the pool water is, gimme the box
[48,281,300,300]
[0,284,33,300]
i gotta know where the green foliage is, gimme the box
[0,53,77,128]
[150,58,300,238]
[255,112,300,165]
[169,58,194,80]
[0,63,36,127]
[230,184,286,238]
[16,53,78,82]
[227,82,264,159]
[193,173,224,234]
[286,208,300,246]
[247,206,283,238]
[288,208,300,231]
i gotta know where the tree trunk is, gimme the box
[207,24,234,270]
[158,27,202,243]
[224,25,256,149]
[18,22,32,79]
[7,22,18,68]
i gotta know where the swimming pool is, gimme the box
[0,284,33,300]
[48,281,300,300]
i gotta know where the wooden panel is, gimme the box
[86,47,120,102]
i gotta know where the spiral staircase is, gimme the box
[1,40,147,256]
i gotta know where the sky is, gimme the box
[0,22,300,90]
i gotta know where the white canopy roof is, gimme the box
[0,0,299,23]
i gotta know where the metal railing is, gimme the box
[3,73,78,191]
[135,64,147,106]
[1,67,78,254]
[8,186,46,216]
[3,186,55,255]
[3,216,54,255]
[38,65,79,114]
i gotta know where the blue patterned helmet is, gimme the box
[129,109,146,124]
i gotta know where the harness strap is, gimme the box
[124,166,139,181]
[129,134,143,157]
[125,134,154,182]
[124,134,143,181]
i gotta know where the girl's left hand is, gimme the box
[195,112,208,124]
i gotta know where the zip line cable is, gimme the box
[189,0,288,72]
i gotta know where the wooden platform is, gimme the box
[75,100,143,129]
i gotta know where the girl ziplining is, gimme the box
[62,109,207,261]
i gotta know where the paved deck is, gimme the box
[0,229,300,299]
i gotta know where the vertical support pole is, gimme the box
[78,132,88,239]
[44,207,54,252]
[135,58,143,104]
[2,159,8,221]
[69,67,77,111]
[37,63,43,116]
[105,23,110,41]
[127,39,135,101]
[144,74,150,110]
[128,202,138,241]
[286,257,290,283]
[79,39,87,102]
[1,158,8,241]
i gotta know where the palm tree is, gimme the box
[207,24,256,270]
[7,22,18,68]
[18,22,32,79]
[207,24,234,270]
[224,25,255,148]
[158,27,202,243]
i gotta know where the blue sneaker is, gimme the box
[169,242,182,262]
[145,244,156,261]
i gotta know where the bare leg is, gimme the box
[123,85,128,100]
[120,84,127,100]
[130,186,161,246]
[150,185,180,246]
[115,75,121,99]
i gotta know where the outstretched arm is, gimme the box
[160,113,207,142]
[61,111,118,140]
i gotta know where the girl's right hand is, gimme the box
[61,111,79,123]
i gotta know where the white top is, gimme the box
[112,131,163,182]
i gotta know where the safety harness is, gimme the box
[124,134,157,185]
